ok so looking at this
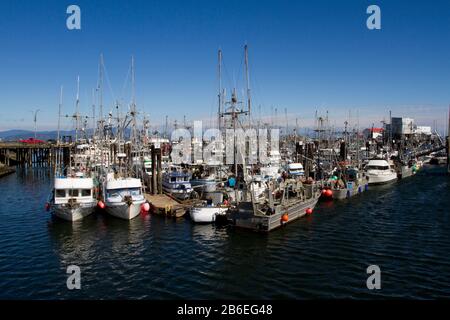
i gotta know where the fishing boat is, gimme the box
[189,195,228,223]
[287,162,305,177]
[162,166,194,200]
[364,159,397,185]
[190,165,218,193]
[50,173,97,221]
[227,178,321,232]
[103,172,145,220]
[325,166,369,200]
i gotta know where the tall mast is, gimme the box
[244,44,251,123]
[92,88,96,139]
[284,107,288,137]
[75,75,80,142]
[131,55,138,146]
[57,85,63,144]
[98,54,104,129]
[218,49,223,131]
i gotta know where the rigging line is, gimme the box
[120,62,132,104]
[102,59,117,104]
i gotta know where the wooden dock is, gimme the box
[0,142,71,168]
[144,193,192,218]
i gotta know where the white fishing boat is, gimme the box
[365,159,397,185]
[51,174,97,221]
[103,173,145,220]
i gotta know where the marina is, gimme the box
[1,0,450,302]
[0,164,449,299]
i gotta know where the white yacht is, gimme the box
[103,173,145,220]
[51,174,97,221]
[365,159,397,185]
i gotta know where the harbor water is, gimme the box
[0,166,449,299]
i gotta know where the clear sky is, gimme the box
[0,0,449,132]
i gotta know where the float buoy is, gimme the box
[281,213,289,222]
[97,200,105,209]
[325,189,333,197]
[305,208,313,215]
[141,202,150,212]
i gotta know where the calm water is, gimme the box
[0,166,450,299]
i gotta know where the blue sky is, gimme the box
[0,0,449,132]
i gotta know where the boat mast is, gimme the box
[218,49,223,131]
[92,88,96,140]
[98,54,104,138]
[131,55,138,147]
[244,44,251,125]
[75,75,80,143]
[57,85,63,144]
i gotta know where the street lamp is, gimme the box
[33,109,40,140]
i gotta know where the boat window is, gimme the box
[171,177,176,182]
[130,188,141,196]
[69,189,79,197]
[81,189,91,197]
[107,188,141,198]
[55,189,66,198]
[367,165,389,170]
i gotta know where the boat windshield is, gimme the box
[107,188,141,198]
[366,165,389,170]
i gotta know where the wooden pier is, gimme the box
[144,193,189,218]
[0,142,71,168]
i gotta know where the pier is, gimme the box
[0,142,71,168]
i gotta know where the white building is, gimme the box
[415,126,432,135]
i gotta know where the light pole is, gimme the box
[33,109,40,140]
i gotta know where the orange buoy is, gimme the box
[325,189,333,197]
[321,189,328,195]
[305,208,313,215]
[97,201,105,209]
[281,213,289,222]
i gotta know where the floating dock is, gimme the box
[144,193,190,218]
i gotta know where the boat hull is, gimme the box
[366,173,397,185]
[105,200,144,220]
[52,203,96,222]
[190,206,226,223]
[228,195,320,232]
